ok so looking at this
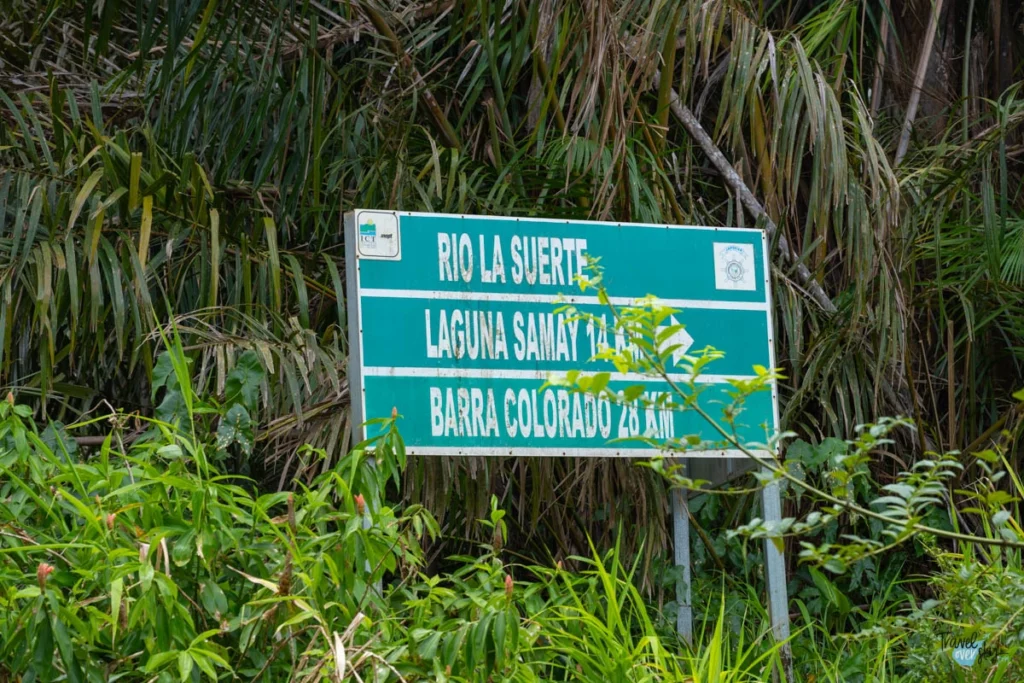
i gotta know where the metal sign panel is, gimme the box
[345,210,779,457]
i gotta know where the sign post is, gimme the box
[762,479,793,680]
[345,210,791,673]
[671,459,693,644]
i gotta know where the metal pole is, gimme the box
[671,459,693,644]
[760,477,793,682]
[364,455,383,595]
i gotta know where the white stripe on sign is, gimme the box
[361,366,756,384]
[373,210,769,238]
[359,288,769,312]
[396,446,771,459]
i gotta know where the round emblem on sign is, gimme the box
[713,242,757,291]
[725,259,746,282]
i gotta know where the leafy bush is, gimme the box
[551,268,1024,681]
[3,341,1024,682]
[0,379,433,680]
[0,351,789,682]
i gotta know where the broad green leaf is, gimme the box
[138,195,153,270]
[264,216,281,312]
[172,531,195,567]
[67,167,104,234]
[224,350,264,409]
[32,610,54,676]
[177,652,193,682]
[208,208,219,307]
[128,152,142,211]
[216,403,253,454]
[111,577,123,642]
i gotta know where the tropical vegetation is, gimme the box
[3,0,1024,680]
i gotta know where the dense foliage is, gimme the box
[3,0,1024,562]
[1,371,1021,681]
[1,361,791,681]
[3,342,1024,680]
[4,0,1024,680]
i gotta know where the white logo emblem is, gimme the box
[713,242,756,291]
[356,212,401,259]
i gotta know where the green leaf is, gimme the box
[199,581,229,617]
[155,388,188,427]
[32,610,54,676]
[152,351,179,399]
[622,385,645,402]
[324,256,346,348]
[172,531,195,567]
[111,577,123,642]
[190,650,219,680]
[145,651,179,672]
[823,558,848,574]
[178,651,194,682]
[138,195,153,270]
[810,566,852,612]
[208,208,220,308]
[157,444,183,459]
[216,404,253,455]
[67,167,105,234]
[140,560,155,592]
[54,616,84,683]
[992,510,1011,527]
[224,350,264,410]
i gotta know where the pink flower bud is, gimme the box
[504,574,514,598]
[355,493,366,516]
[37,563,54,591]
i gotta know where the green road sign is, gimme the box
[345,210,779,457]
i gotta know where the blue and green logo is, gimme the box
[359,218,377,245]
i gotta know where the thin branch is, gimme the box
[648,68,837,314]
[962,402,1023,455]
[357,1,463,151]
[894,0,945,166]
[74,431,142,447]
[869,0,892,118]
[600,295,1024,551]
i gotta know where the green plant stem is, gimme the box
[517,0,567,136]
[963,402,1023,454]
[602,296,1024,551]
[686,507,726,573]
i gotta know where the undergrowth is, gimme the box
[3,342,1024,681]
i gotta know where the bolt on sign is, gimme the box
[344,210,779,457]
